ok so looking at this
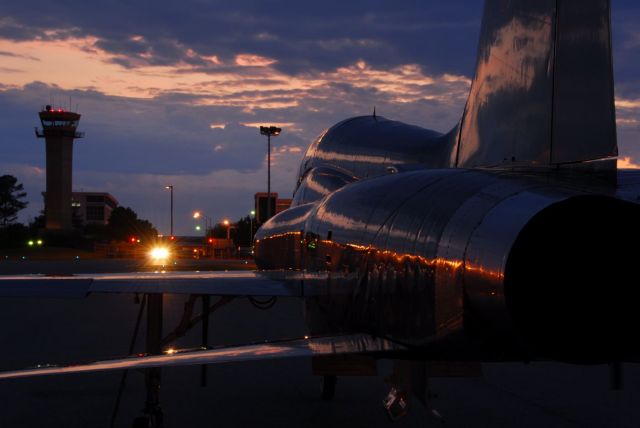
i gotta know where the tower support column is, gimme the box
[35,105,84,231]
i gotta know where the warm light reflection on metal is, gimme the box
[464,263,504,279]
[345,243,369,251]
[259,231,302,241]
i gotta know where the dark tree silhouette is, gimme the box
[107,206,157,241]
[0,175,28,227]
[29,210,46,230]
[210,216,254,246]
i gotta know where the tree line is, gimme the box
[0,174,157,249]
[0,174,260,249]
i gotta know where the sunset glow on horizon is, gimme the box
[0,1,638,234]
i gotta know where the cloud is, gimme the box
[616,97,640,109]
[0,40,471,137]
[0,1,484,76]
[617,118,639,126]
[0,52,470,233]
[0,0,638,234]
[0,50,39,61]
[615,94,640,174]
[235,54,277,67]
[615,97,640,130]
[0,36,457,106]
[618,156,640,169]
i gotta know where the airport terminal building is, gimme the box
[43,191,119,226]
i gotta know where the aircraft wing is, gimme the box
[0,270,304,298]
[0,334,404,380]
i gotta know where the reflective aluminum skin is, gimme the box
[0,0,637,400]
[1,0,635,383]
[256,0,640,364]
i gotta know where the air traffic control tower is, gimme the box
[35,105,84,230]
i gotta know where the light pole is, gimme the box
[223,219,231,240]
[165,185,174,237]
[223,219,232,257]
[193,211,211,236]
[249,210,255,245]
[195,211,214,258]
[259,126,282,221]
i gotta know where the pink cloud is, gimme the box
[235,54,277,67]
[618,156,640,169]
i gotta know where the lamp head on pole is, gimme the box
[260,126,282,137]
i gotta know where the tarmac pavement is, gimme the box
[0,260,637,428]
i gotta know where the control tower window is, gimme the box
[41,120,78,127]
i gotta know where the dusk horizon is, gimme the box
[1,0,638,235]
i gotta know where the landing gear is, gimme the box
[320,375,337,400]
[383,387,410,421]
[312,354,377,401]
[384,361,441,423]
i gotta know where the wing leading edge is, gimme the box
[0,334,405,380]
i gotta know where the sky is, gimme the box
[0,0,638,235]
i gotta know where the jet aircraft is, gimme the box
[1,0,639,426]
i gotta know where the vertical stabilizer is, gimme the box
[455,0,617,168]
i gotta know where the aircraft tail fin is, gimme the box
[455,0,617,168]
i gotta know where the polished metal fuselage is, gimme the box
[257,163,640,362]
[256,0,639,364]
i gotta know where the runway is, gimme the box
[0,260,638,427]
